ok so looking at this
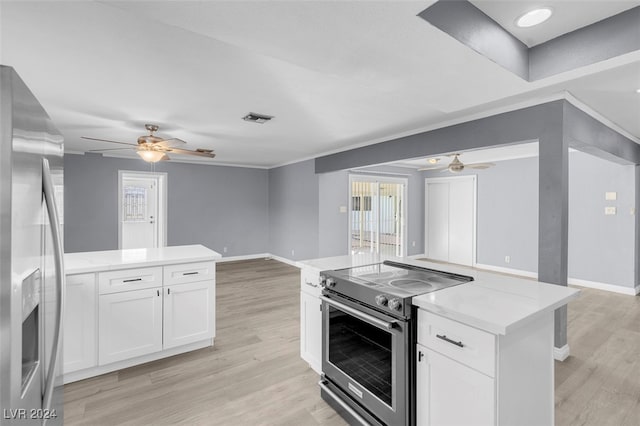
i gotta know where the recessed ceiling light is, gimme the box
[516,8,553,28]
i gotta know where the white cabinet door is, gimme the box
[300,291,322,373]
[416,344,495,426]
[99,288,163,365]
[63,273,97,374]
[163,281,215,349]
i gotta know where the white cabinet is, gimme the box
[63,273,97,374]
[300,266,322,374]
[164,281,215,349]
[416,344,495,426]
[416,308,555,426]
[98,287,163,365]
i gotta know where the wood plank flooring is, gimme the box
[64,259,640,425]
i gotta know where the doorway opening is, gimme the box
[349,175,407,257]
[118,171,167,249]
[425,175,476,266]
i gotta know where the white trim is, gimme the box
[407,253,426,259]
[567,277,639,296]
[425,175,477,267]
[554,345,570,362]
[474,263,538,279]
[118,170,168,250]
[215,253,271,263]
[266,254,300,267]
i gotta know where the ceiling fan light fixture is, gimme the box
[137,149,166,163]
[516,7,553,28]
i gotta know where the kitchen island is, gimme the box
[63,244,221,383]
[298,254,579,426]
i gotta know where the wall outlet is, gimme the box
[605,191,617,201]
[223,247,228,253]
[605,206,616,215]
[339,206,347,213]
[505,255,511,264]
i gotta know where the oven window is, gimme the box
[328,307,392,405]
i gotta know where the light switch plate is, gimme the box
[605,192,617,201]
[605,206,616,215]
[339,206,347,213]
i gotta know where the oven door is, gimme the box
[321,294,409,426]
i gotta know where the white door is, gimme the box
[163,281,215,349]
[119,172,167,249]
[425,176,476,266]
[98,287,163,365]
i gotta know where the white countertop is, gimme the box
[65,244,222,275]
[297,255,580,335]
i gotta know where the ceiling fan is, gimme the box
[418,153,494,173]
[82,124,216,163]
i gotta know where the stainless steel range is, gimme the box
[319,261,473,426]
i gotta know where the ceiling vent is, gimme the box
[242,112,273,124]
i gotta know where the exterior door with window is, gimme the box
[350,176,406,257]
[121,177,157,249]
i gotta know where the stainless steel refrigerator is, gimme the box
[0,66,64,425]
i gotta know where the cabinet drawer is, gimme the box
[300,267,321,297]
[163,261,215,286]
[98,267,162,295]
[417,310,496,377]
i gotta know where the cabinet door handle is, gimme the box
[167,288,171,295]
[124,278,142,283]
[436,334,464,348]
[418,351,424,362]
[157,290,160,297]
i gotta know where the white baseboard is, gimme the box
[474,263,538,279]
[554,345,570,362]
[266,254,299,267]
[567,277,639,296]
[216,253,270,263]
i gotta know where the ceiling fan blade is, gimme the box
[87,147,136,152]
[166,147,216,158]
[156,138,187,147]
[466,162,495,169]
[418,166,447,171]
[81,136,138,147]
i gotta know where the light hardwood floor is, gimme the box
[64,259,640,425]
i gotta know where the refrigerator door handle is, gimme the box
[41,158,65,415]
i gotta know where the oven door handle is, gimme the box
[320,296,396,330]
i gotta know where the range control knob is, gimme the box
[326,278,337,288]
[375,295,389,306]
[388,298,402,311]
[319,275,327,287]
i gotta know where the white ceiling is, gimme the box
[471,0,640,47]
[1,1,638,168]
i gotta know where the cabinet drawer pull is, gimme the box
[436,334,464,348]
[123,278,142,283]
[305,280,318,288]
[183,272,198,276]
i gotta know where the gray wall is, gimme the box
[423,157,539,273]
[568,150,636,288]
[268,159,319,261]
[64,153,269,256]
[317,165,425,258]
